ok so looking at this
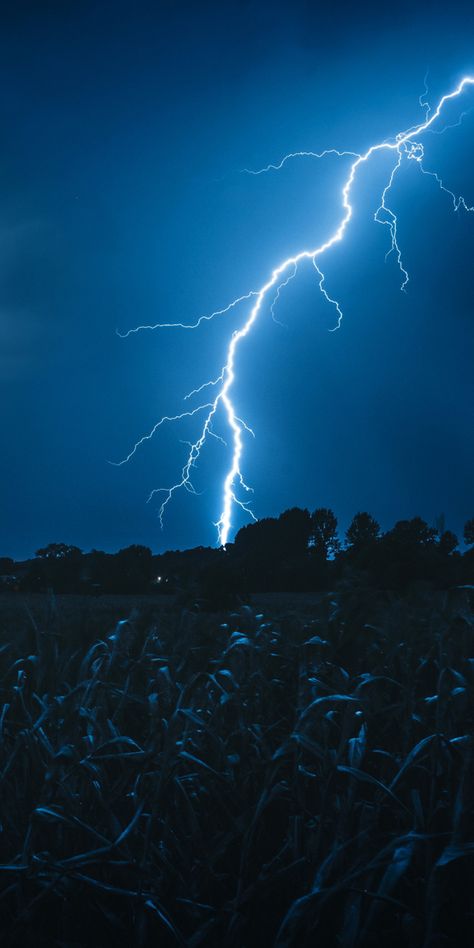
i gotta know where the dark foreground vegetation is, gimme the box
[0,582,473,946]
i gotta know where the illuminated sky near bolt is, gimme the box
[1,0,474,559]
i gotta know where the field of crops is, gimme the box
[0,586,473,946]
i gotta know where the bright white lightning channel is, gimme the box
[115,75,474,547]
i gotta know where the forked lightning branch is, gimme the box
[113,75,474,547]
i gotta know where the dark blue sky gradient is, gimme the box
[1,0,474,558]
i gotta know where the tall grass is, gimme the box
[0,586,473,946]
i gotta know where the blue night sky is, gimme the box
[1,0,474,559]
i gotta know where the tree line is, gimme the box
[1,508,473,596]
[200,508,474,598]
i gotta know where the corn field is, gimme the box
[0,586,473,946]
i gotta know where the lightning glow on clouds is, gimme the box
[114,75,474,547]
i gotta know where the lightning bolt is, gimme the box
[115,75,474,547]
[419,68,431,120]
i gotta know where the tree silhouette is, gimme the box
[310,508,340,559]
[115,545,153,593]
[438,530,458,555]
[278,507,311,556]
[345,512,380,552]
[33,544,83,592]
[0,557,15,574]
[373,517,438,588]
[464,518,474,547]
[386,517,437,549]
[36,543,82,559]
[231,509,312,590]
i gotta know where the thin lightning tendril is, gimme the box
[427,107,473,136]
[243,148,360,175]
[184,373,224,402]
[312,259,344,331]
[417,156,474,211]
[270,264,298,327]
[110,403,214,466]
[419,68,431,120]
[116,290,259,337]
[374,146,409,289]
[115,75,474,547]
